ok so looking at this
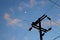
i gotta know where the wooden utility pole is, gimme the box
[29,14,52,40]
[39,21,42,40]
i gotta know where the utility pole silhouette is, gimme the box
[29,14,52,40]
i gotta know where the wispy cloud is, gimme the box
[39,1,48,6]
[18,0,47,11]
[11,35,15,40]
[4,13,23,29]
[4,13,11,21]
[42,19,60,27]
[57,13,60,17]
[24,36,28,40]
[26,0,37,8]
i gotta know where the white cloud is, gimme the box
[57,14,60,17]
[18,2,26,11]
[4,13,23,29]
[42,19,60,27]
[24,36,28,40]
[18,0,36,11]
[27,0,37,8]
[4,13,11,21]
[18,6,23,11]
[39,1,48,5]
[11,35,15,40]
[18,0,48,11]
[8,18,21,26]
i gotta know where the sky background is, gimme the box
[0,0,60,40]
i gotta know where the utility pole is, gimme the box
[29,14,52,40]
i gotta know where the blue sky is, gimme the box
[0,0,60,40]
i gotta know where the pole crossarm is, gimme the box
[33,14,51,25]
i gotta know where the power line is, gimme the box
[43,0,58,15]
[53,35,60,40]
[48,0,60,7]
